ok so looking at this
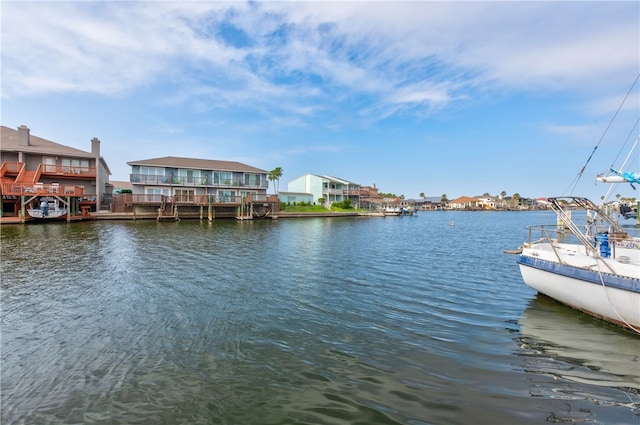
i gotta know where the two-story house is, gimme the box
[124,156,272,219]
[0,125,112,218]
[285,174,361,207]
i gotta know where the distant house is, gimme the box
[0,125,112,216]
[502,195,534,210]
[359,184,384,208]
[449,196,480,210]
[110,180,133,193]
[287,174,361,206]
[476,195,505,210]
[413,196,443,210]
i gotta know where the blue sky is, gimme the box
[2,1,639,201]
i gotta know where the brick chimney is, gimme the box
[18,125,30,146]
[91,137,100,157]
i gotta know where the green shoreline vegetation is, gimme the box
[280,199,366,213]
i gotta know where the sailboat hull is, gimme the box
[518,253,640,331]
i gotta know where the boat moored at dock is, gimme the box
[517,197,640,333]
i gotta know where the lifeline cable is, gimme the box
[566,73,640,195]
[594,255,640,334]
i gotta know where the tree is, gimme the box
[268,167,283,194]
[441,194,449,205]
[419,192,425,199]
[511,193,521,209]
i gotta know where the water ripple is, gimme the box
[2,214,638,424]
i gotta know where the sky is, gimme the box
[2,1,639,202]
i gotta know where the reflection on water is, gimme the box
[1,214,639,424]
[519,296,640,422]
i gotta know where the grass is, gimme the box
[281,204,331,213]
[281,204,369,213]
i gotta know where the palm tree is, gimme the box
[441,194,449,208]
[419,192,425,199]
[268,167,283,194]
[511,193,520,209]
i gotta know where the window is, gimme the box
[140,167,164,184]
[218,190,235,202]
[62,158,89,173]
[175,189,194,202]
[146,188,170,196]
[43,157,56,172]
[245,174,261,186]
[214,172,233,185]
[178,169,199,185]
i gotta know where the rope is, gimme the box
[594,255,640,334]
[602,135,639,203]
[566,73,640,195]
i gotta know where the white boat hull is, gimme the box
[518,249,640,330]
[27,208,67,219]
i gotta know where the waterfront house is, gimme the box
[476,195,505,210]
[287,174,362,207]
[449,196,481,210]
[413,196,443,210]
[359,185,384,209]
[124,156,273,219]
[0,125,112,218]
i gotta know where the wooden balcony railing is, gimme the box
[0,161,95,179]
[0,161,23,177]
[115,194,244,206]
[0,182,85,197]
[39,164,96,178]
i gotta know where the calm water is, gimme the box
[1,212,639,425]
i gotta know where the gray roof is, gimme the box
[127,156,268,174]
[109,180,133,190]
[412,197,442,203]
[1,125,93,157]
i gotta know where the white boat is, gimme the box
[517,196,640,333]
[383,206,401,215]
[27,199,68,219]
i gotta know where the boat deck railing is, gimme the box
[526,222,639,264]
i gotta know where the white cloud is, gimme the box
[2,1,637,121]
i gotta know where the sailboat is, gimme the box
[517,196,639,332]
[516,77,640,334]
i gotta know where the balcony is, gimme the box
[324,188,344,195]
[0,161,22,177]
[40,164,96,178]
[1,182,85,197]
[117,193,243,206]
[129,174,268,189]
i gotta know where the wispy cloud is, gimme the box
[2,1,637,124]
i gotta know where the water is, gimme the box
[1,212,638,425]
